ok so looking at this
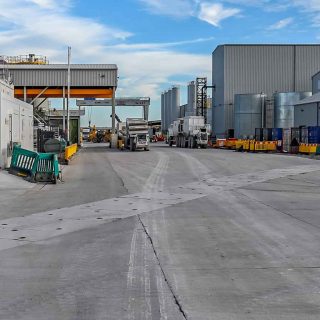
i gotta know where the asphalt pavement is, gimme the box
[0,142,320,319]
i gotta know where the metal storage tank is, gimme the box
[274,92,311,128]
[234,93,266,139]
[161,92,165,132]
[171,86,180,123]
[167,89,173,126]
[164,91,170,131]
[187,81,196,115]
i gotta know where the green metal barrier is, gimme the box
[10,145,59,184]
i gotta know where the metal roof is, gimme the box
[0,63,118,87]
[295,92,320,105]
[213,44,320,54]
[0,64,117,70]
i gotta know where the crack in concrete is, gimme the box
[137,214,189,320]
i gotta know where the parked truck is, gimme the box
[169,116,210,149]
[125,118,150,151]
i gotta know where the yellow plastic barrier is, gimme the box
[225,139,238,149]
[243,140,250,151]
[299,143,309,154]
[299,143,319,154]
[265,141,277,152]
[65,143,78,162]
[235,140,245,151]
[309,144,318,154]
[216,139,227,148]
[249,140,257,151]
[254,141,267,152]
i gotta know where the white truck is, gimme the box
[169,116,210,149]
[125,118,150,151]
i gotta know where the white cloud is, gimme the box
[139,0,195,17]
[268,17,293,30]
[107,37,215,51]
[0,0,212,122]
[139,0,240,26]
[198,3,240,27]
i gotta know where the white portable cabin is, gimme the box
[0,80,33,168]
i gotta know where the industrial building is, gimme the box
[212,44,320,138]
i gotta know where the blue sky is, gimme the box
[1,0,320,126]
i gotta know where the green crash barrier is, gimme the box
[9,145,59,184]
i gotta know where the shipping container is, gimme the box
[272,128,283,141]
[308,126,320,143]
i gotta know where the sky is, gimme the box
[1,0,320,127]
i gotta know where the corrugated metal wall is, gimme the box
[5,66,118,87]
[212,45,320,137]
[212,45,225,136]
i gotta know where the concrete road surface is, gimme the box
[1,142,320,319]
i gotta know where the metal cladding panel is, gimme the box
[171,86,180,123]
[295,46,320,92]
[294,103,319,127]
[5,65,118,87]
[212,45,225,137]
[274,92,311,128]
[265,101,274,128]
[312,72,320,94]
[234,94,265,138]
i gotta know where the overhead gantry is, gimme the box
[76,97,151,121]
[1,63,118,141]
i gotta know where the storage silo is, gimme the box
[164,91,169,131]
[187,81,196,116]
[167,89,172,126]
[274,92,312,128]
[171,86,180,123]
[234,93,266,138]
[161,92,165,132]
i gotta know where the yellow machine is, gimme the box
[88,126,97,142]
[104,129,111,143]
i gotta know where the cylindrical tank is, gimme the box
[274,92,311,128]
[171,86,180,123]
[167,89,172,126]
[164,91,169,131]
[234,93,266,139]
[161,92,165,132]
[187,81,196,115]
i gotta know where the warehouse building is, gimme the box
[212,44,320,138]
[294,70,320,127]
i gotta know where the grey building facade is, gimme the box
[212,45,320,137]
[312,71,320,94]
[294,93,320,127]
